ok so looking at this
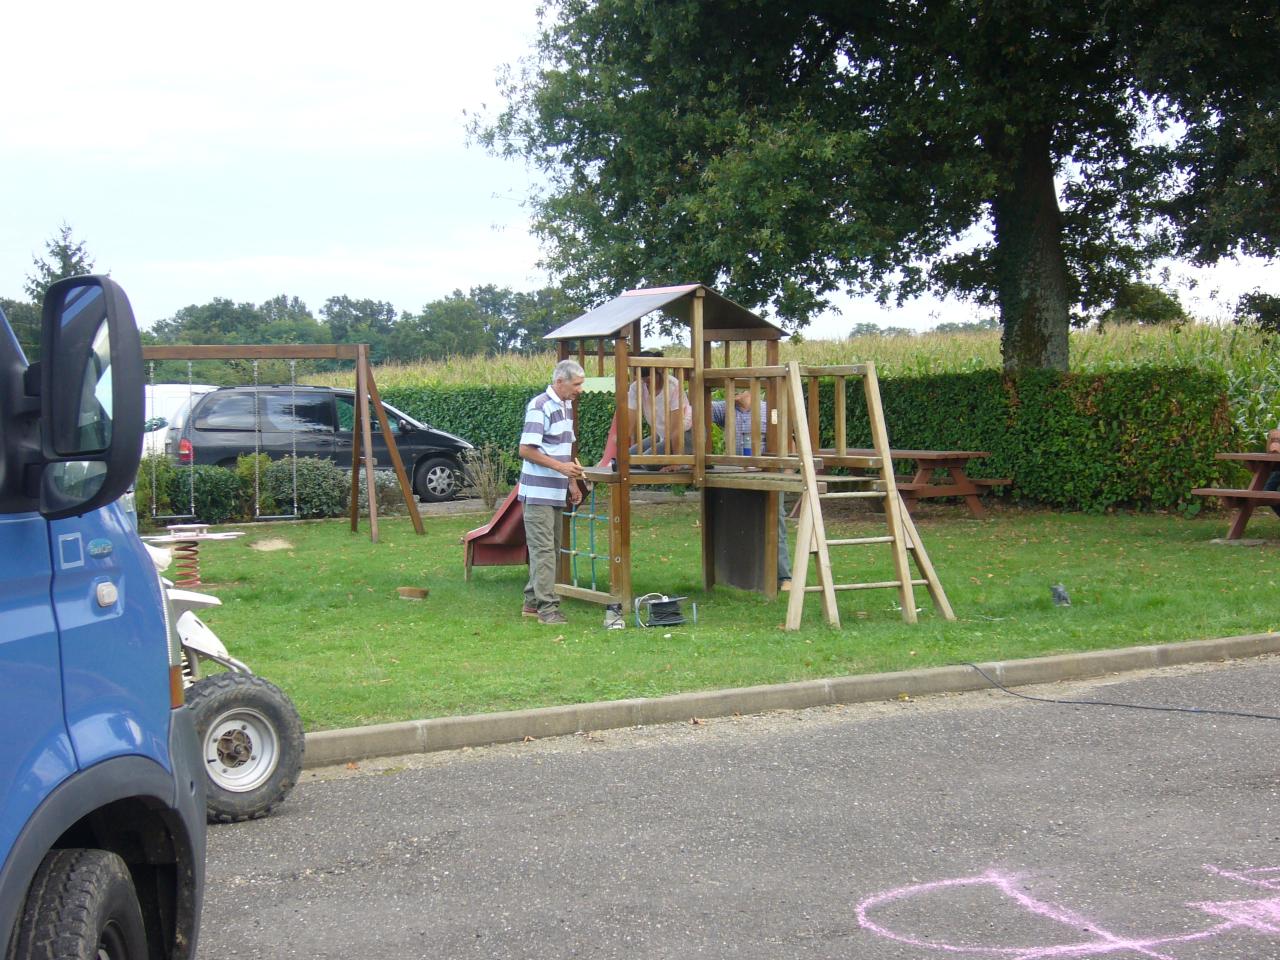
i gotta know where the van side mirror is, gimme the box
[37,277,144,519]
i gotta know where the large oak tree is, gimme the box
[478,0,1277,369]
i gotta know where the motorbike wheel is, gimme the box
[186,672,305,823]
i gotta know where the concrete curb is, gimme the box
[303,632,1280,768]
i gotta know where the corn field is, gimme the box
[313,323,1280,445]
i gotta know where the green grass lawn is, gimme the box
[189,499,1280,731]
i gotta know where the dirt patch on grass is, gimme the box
[251,537,294,552]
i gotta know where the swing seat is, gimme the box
[462,487,528,578]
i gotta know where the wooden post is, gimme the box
[765,340,780,457]
[834,376,847,455]
[864,361,917,624]
[807,376,820,450]
[365,355,424,535]
[354,347,379,543]
[786,362,838,626]
[349,363,364,534]
[691,290,705,485]
[749,377,762,457]
[613,338,633,607]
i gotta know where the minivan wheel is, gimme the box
[12,849,149,960]
[414,457,460,503]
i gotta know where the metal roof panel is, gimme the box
[545,284,781,340]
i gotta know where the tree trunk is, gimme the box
[990,128,1071,372]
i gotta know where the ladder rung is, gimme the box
[819,490,884,499]
[827,536,894,546]
[804,579,928,592]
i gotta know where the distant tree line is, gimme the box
[144,285,581,361]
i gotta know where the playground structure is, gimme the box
[141,343,421,543]
[467,283,954,630]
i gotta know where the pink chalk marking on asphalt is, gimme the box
[854,866,1280,958]
[1191,897,1280,934]
[1202,863,1280,891]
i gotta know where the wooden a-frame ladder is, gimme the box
[783,361,955,630]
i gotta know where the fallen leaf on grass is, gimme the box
[690,717,704,725]
[346,762,360,770]
[522,735,537,743]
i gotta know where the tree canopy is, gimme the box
[24,222,98,303]
[477,0,1278,369]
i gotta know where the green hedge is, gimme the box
[383,367,1236,513]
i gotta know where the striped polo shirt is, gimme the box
[518,386,576,506]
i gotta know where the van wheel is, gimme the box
[187,673,305,823]
[414,456,460,503]
[11,849,148,960]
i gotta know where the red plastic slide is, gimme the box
[462,417,618,578]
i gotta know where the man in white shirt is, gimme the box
[518,360,586,624]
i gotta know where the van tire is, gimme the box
[414,456,461,503]
[187,673,305,823]
[11,849,148,960]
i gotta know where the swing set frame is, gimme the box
[140,342,423,542]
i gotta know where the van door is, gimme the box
[333,393,398,470]
[49,503,171,770]
[0,514,76,862]
[261,390,337,463]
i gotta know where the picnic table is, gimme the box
[814,448,1009,518]
[1192,452,1280,540]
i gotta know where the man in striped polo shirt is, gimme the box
[518,359,586,624]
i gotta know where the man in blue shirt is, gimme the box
[519,360,586,624]
[710,391,793,590]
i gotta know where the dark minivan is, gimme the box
[166,385,473,502]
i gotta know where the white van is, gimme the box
[144,383,216,455]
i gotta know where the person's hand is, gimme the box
[561,460,586,480]
[569,483,584,505]
[659,464,684,473]
[1269,429,1280,454]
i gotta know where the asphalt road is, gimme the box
[200,657,1280,959]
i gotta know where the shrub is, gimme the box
[262,457,349,518]
[234,453,276,518]
[134,454,176,528]
[355,470,409,516]
[164,465,241,525]
[465,443,518,509]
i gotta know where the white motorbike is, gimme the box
[148,544,305,823]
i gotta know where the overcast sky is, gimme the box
[1,1,1273,340]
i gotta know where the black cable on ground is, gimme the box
[961,662,1280,722]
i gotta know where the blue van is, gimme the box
[0,277,205,959]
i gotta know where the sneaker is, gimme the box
[538,608,568,625]
[521,603,538,617]
[779,578,792,592]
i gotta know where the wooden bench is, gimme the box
[820,448,1008,518]
[1192,451,1280,540]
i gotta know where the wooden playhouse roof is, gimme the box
[544,284,782,341]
